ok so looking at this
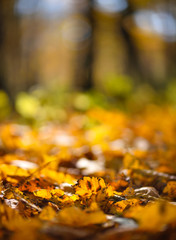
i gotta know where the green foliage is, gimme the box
[74,93,92,111]
[15,92,40,119]
[166,80,176,104]
[0,91,11,119]
[1,77,176,123]
[104,75,133,98]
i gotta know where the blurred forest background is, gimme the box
[0,0,176,121]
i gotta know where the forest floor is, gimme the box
[0,105,176,240]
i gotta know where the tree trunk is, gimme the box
[0,0,21,102]
[72,0,94,91]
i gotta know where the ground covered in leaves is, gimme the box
[1,105,176,240]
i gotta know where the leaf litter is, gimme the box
[0,106,176,239]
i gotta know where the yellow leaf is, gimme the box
[0,204,25,231]
[125,201,176,231]
[111,198,140,214]
[50,188,65,196]
[105,185,118,197]
[57,206,107,226]
[41,169,76,185]
[11,218,41,240]
[1,164,29,177]
[75,177,106,197]
[39,206,56,221]
[123,153,146,169]
[88,202,100,211]
[163,181,176,199]
[34,189,52,199]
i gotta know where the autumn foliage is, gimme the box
[0,106,176,239]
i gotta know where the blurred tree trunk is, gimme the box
[0,0,21,102]
[119,6,142,83]
[73,0,94,91]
